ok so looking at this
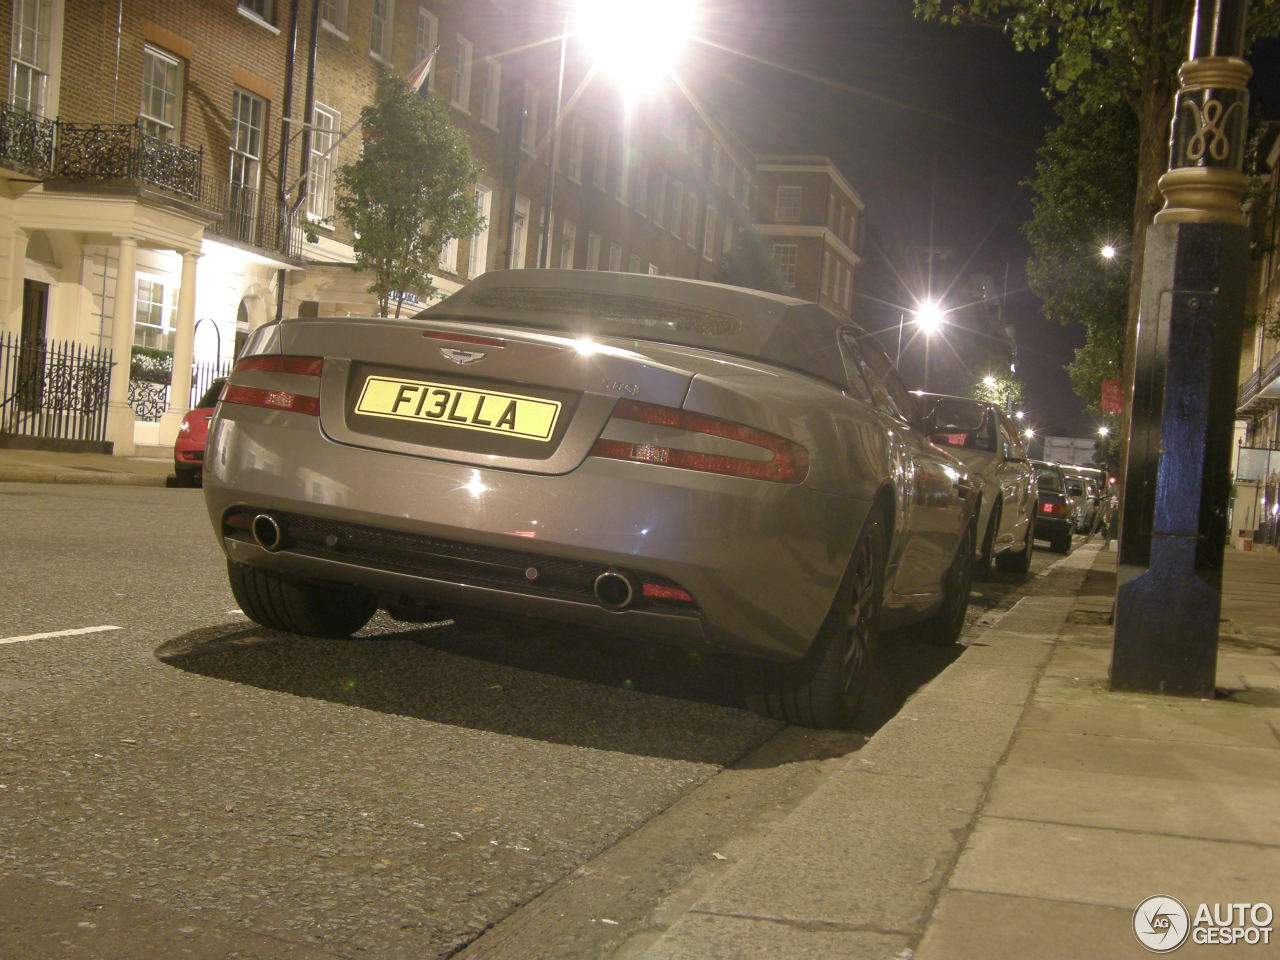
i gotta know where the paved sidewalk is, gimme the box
[639,543,1280,959]
[0,447,171,486]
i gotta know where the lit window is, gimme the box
[133,277,177,352]
[452,35,473,112]
[140,46,183,141]
[776,186,802,222]
[470,185,492,277]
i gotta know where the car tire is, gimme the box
[1052,530,1072,554]
[920,521,974,645]
[227,560,378,638]
[974,504,999,581]
[996,515,1034,576]
[743,513,886,729]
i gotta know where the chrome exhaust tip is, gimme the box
[593,568,639,611]
[251,513,284,552]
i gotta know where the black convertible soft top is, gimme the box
[417,269,858,386]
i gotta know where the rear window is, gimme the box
[196,378,226,408]
[1035,465,1063,492]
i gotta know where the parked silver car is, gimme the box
[915,393,1037,578]
[203,270,978,728]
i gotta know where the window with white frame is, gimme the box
[822,250,833,297]
[320,0,348,32]
[648,263,659,275]
[228,89,265,239]
[239,0,275,24]
[568,120,584,182]
[370,0,394,61]
[772,244,798,288]
[452,35,473,112]
[307,103,339,220]
[702,205,716,260]
[510,195,530,268]
[133,277,177,351]
[415,7,438,91]
[608,242,622,272]
[671,181,683,238]
[479,57,500,128]
[10,0,53,115]
[592,121,608,190]
[776,185,802,221]
[438,234,459,274]
[470,184,492,277]
[520,83,538,154]
[629,253,642,273]
[586,232,601,270]
[140,46,183,141]
[559,218,576,269]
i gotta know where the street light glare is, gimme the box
[915,299,944,336]
[575,0,694,93]
[1023,428,1035,439]
[982,375,997,389]
[1101,244,1118,260]
[1098,425,1110,436]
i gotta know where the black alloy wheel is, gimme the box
[743,514,886,729]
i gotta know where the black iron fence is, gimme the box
[191,358,232,407]
[53,118,202,199]
[0,333,111,445]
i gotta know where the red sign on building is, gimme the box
[1101,377,1124,415]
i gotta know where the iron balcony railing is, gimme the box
[0,104,56,174]
[197,177,303,260]
[1239,348,1280,411]
[53,118,203,199]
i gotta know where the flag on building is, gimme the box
[407,45,439,94]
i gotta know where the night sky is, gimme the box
[686,0,1088,434]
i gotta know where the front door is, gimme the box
[18,279,49,410]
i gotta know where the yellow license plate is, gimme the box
[355,376,561,441]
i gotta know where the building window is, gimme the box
[140,46,183,141]
[320,0,348,32]
[568,120,584,182]
[479,57,500,128]
[559,218,576,269]
[772,244,798,288]
[629,253,642,273]
[648,263,660,275]
[592,122,608,190]
[370,0,394,61]
[721,219,732,259]
[608,242,622,272]
[653,169,666,226]
[520,83,538,154]
[307,103,339,220]
[239,0,275,24]
[710,141,721,183]
[684,192,698,246]
[452,35,473,112]
[843,263,853,310]
[671,181,684,239]
[438,234,458,274]
[586,232,601,270]
[470,184,492,278]
[9,0,53,115]
[416,7,438,91]
[510,196,530,268]
[702,205,716,260]
[822,250,833,297]
[133,277,177,352]
[228,89,266,239]
[633,156,648,215]
[776,185,802,222]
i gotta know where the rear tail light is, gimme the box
[1041,500,1068,516]
[590,399,809,484]
[221,355,323,416]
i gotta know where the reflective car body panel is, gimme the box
[914,392,1037,566]
[204,270,975,662]
[1031,459,1074,544]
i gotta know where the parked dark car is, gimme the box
[203,270,979,728]
[1031,459,1074,553]
[172,377,225,487]
[915,392,1037,578]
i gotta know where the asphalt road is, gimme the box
[0,485,1060,959]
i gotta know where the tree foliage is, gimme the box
[971,373,1025,411]
[1024,96,1136,412]
[336,73,483,317]
[714,227,785,294]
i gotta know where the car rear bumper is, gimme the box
[1034,514,1073,539]
[203,408,868,661]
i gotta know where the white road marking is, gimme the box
[0,625,123,646]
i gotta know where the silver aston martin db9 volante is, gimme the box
[203,270,976,728]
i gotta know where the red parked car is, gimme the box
[172,378,225,487]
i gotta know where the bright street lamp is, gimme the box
[914,298,945,336]
[1014,410,1025,420]
[982,375,998,389]
[1098,425,1111,437]
[1100,244,1118,260]
[1023,428,1035,440]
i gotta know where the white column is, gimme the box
[158,250,200,445]
[105,236,138,456]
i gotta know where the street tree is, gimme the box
[1024,96,1136,414]
[335,73,483,317]
[972,373,1025,411]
